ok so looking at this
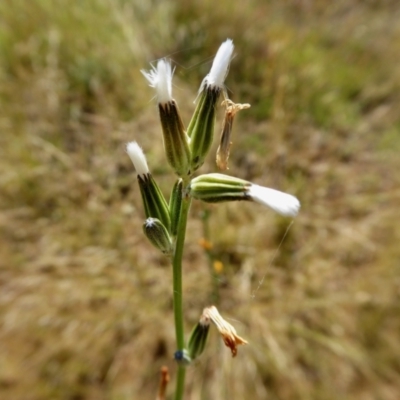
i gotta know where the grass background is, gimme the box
[1,0,400,399]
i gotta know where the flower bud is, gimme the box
[190,173,250,203]
[190,173,300,217]
[138,174,171,231]
[188,312,210,360]
[188,86,221,171]
[142,60,192,177]
[169,179,183,236]
[143,218,173,255]
[158,101,192,177]
[187,39,234,172]
[126,142,171,230]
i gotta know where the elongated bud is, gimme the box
[190,173,249,202]
[169,179,183,236]
[190,173,300,217]
[143,218,173,255]
[216,100,250,171]
[158,101,192,177]
[187,39,234,172]
[138,175,171,231]
[188,311,211,360]
[142,60,192,177]
[126,142,171,230]
[203,306,247,357]
[188,87,221,172]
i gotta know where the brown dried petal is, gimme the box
[216,100,250,171]
[203,305,248,357]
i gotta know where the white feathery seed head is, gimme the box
[126,141,149,176]
[141,59,174,104]
[248,185,300,217]
[201,39,234,91]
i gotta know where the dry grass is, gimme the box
[1,0,400,399]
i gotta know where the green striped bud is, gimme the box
[189,173,300,217]
[138,174,171,232]
[169,179,183,236]
[187,39,234,172]
[143,218,173,255]
[188,314,210,360]
[158,101,192,178]
[187,85,222,172]
[141,60,192,177]
[126,142,172,229]
[189,173,250,203]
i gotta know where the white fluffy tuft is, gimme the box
[126,141,149,176]
[201,39,234,90]
[248,185,300,217]
[141,59,173,103]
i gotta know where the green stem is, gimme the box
[172,191,191,400]
[174,366,186,400]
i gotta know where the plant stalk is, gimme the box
[174,366,186,400]
[172,189,191,400]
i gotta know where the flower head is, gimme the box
[201,39,234,91]
[187,40,234,171]
[189,173,300,217]
[126,141,171,230]
[141,59,191,177]
[141,59,174,104]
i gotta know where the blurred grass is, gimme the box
[1,0,400,399]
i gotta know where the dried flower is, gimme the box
[216,100,250,171]
[203,306,247,357]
